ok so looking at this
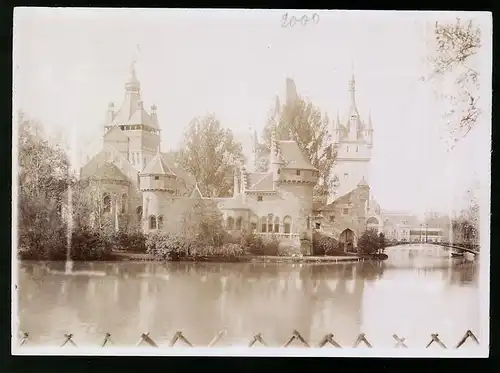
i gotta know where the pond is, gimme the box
[15,244,480,349]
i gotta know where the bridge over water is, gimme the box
[386,242,479,255]
[384,243,479,263]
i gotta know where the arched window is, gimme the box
[121,193,127,213]
[260,216,267,233]
[267,214,273,233]
[227,216,234,230]
[250,216,258,232]
[283,216,292,234]
[103,194,111,213]
[157,215,164,230]
[136,206,143,221]
[149,215,156,230]
[236,217,243,230]
[274,216,280,233]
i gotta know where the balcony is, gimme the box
[253,232,301,240]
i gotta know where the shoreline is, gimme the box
[109,251,367,263]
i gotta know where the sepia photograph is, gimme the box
[12,8,491,357]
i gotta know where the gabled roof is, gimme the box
[248,172,274,191]
[219,196,250,210]
[93,162,129,182]
[161,152,197,187]
[247,172,268,188]
[278,140,317,171]
[142,152,176,175]
[319,189,356,211]
[103,126,129,142]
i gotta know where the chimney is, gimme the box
[106,102,115,126]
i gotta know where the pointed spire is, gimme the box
[125,47,141,93]
[336,109,340,126]
[367,110,373,130]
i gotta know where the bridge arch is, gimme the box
[339,228,356,252]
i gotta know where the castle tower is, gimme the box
[139,151,177,232]
[276,140,319,255]
[104,62,161,172]
[328,75,373,204]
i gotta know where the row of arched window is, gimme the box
[149,215,164,230]
[103,193,128,214]
[226,215,292,234]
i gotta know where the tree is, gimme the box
[258,96,337,198]
[17,113,72,258]
[357,229,380,255]
[452,186,480,248]
[378,232,386,253]
[425,18,482,145]
[180,199,226,248]
[176,114,244,198]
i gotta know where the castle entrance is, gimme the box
[339,229,355,253]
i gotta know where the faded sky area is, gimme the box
[13,9,492,216]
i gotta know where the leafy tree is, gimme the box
[180,199,226,248]
[357,229,380,255]
[258,96,337,198]
[378,232,386,253]
[18,113,72,258]
[452,186,480,249]
[425,18,482,145]
[176,114,244,198]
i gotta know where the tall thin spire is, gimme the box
[349,74,356,104]
[367,110,373,129]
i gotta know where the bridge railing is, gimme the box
[18,329,480,349]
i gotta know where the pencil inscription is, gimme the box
[281,13,320,28]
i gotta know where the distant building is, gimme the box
[381,212,419,242]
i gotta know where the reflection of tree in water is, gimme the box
[449,261,479,286]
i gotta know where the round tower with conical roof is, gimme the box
[139,150,177,232]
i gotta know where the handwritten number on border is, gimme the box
[281,13,320,28]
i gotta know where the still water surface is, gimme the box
[17,244,480,349]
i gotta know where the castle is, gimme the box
[79,63,381,254]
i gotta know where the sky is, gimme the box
[13,9,492,216]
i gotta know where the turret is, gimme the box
[105,102,115,129]
[366,111,373,147]
[140,151,177,231]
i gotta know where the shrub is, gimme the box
[70,228,114,261]
[113,231,147,253]
[241,232,280,256]
[18,226,115,261]
[358,229,381,255]
[145,232,192,261]
[312,231,339,255]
